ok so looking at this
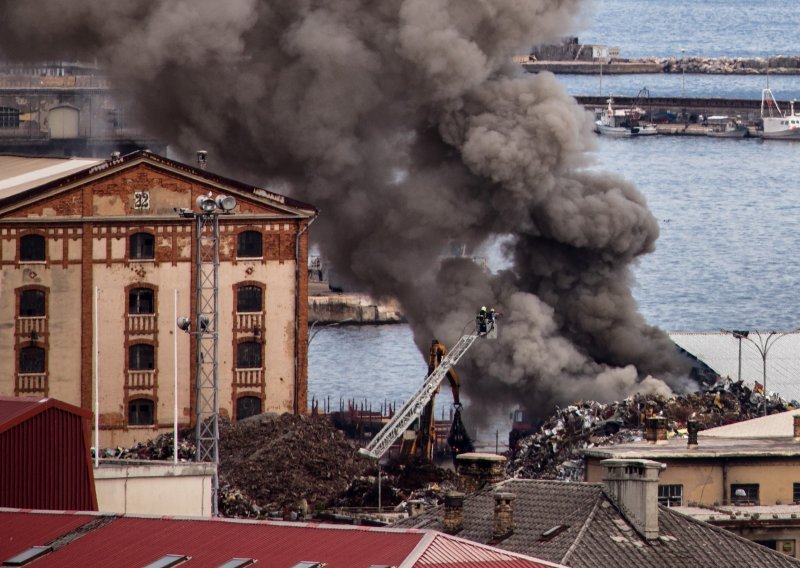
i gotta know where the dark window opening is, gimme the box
[19,346,45,374]
[19,289,46,317]
[793,483,800,504]
[0,106,20,129]
[20,234,45,262]
[129,344,155,370]
[130,232,155,260]
[129,288,155,314]
[731,483,759,505]
[237,285,262,313]
[658,484,683,507]
[237,231,262,258]
[236,396,262,421]
[129,399,154,426]
[237,341,262,369]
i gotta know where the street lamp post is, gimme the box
[680,48,686,97]
[721,328,800,417]
[175,191,237,516]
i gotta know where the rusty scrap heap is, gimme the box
[507,379,796,481]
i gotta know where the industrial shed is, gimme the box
[0,396,97,511]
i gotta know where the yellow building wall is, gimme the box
[586,456,800,505]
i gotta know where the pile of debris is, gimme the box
[217,413,371,517]
[507,378,796,481]
[111,412,459,518]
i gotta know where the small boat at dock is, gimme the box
[595,96,657,137]
[705,116,748,138]
[760,88,800,140]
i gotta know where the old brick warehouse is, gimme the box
[0,151,317,447]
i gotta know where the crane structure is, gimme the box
[358,317,496,461]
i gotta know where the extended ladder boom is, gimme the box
[358,332,480,460]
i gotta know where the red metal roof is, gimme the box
[0,511,95,560]
[0,512,565,568]
[0,397,96,511]
[0,396,91,435]
[33,517,423,567]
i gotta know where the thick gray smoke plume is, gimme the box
[0,0,692,419]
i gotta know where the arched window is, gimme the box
[236,341,262,369]
[129,344,155,370]
[237,231,262,258]
[129,288,155,314]
[237,285,263,313]
[19,346,45,374]
[128,398,154,426]
[19,289,45,317]
[20,234,45,262]
[236,396,262,421]
[130,232,155,260]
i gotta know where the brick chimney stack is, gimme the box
[443,491,465,534]
[644,417,668,445]
[455,453,507,494]
[492,492,516,541]
[601,458,666,540]
[793,415,800,441]
[687,420,700,448]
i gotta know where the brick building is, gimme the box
[0,151,317,446]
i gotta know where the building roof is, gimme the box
[0,511,96,560]
[0,150,317,216]
[0,396,91,435]
[700,408,800,439]
[395,479,800,568]
[669,331,800,402]
[0,509,563,568]
[0,155,104,198]
[582,436,800,460]
[675,504,800,524]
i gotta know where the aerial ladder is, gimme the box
[358,313,497,461]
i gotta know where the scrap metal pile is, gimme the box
[507,378,797,481]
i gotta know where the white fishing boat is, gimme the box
[705,116,748,138]
[595,97,657,137]
[760,88,800,140]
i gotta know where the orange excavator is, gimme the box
[398,338,475,462]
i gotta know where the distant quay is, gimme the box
[522,56,800,75]
[309,290,405,325]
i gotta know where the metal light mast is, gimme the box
[194,210,220,511]
[176,178,236,517]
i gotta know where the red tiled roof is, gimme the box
[0,511,95,559]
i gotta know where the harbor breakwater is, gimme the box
[523,56,800,75]
[309,292,405,325]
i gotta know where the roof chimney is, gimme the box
[794,415,800,441]
[443,491,465,534]
[455,453,506,494]
[492,492,515,541]
[110,151,121,160]
[601,458,665,540]
[687,420,700,448]
[196,150,208,169]
[644,417,668,445]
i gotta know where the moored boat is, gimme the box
[760,88,800,140]
[705,116,748,138]
[595,96,657,137]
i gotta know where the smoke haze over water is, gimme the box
[0,0,692,419]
